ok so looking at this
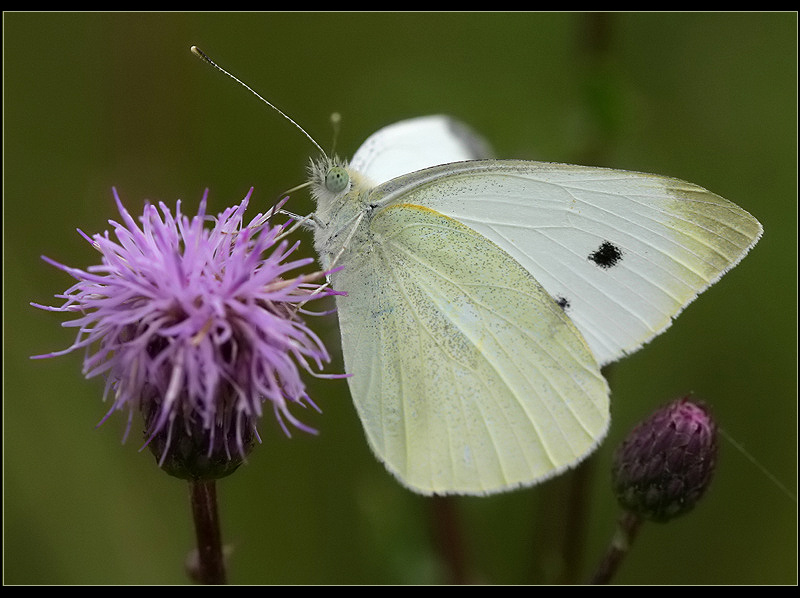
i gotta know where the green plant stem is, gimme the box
[189,479,227,584]
[431,496,469,584]
[557,457,595,584]
[589,510,643,584]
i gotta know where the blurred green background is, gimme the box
[4,12,796,585]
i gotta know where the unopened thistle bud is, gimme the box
[611,397,718,523]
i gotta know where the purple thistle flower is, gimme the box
[32,188,339,479]
[611,397,718,523]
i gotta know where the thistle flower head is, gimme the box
[611,397,718,523]
[33,188,338,479]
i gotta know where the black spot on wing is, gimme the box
[555,296,570,311]
[588,241,623,269]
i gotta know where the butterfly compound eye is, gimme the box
[325,166,350,194]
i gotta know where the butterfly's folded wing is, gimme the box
[373,161,763,366]
[332,203,609,495]
[349,115,492,186]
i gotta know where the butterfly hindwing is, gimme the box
[331,202,609,495]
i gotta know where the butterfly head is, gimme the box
[308,156,359,211]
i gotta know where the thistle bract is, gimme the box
[33,188,337,479]
[611,397,718,522]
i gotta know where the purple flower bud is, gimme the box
[33,188,339,479]
[611,397,718,522]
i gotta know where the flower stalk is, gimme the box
[189,479,227,584]
[589,509,643,584]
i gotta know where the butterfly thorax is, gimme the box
[308,156,379,271]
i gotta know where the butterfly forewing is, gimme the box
[372,160,763,366]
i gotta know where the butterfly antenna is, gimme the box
[329,112,342,157]
[190,45,328,159]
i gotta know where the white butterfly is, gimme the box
[307,115,762,496]
[189,48,762,496]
